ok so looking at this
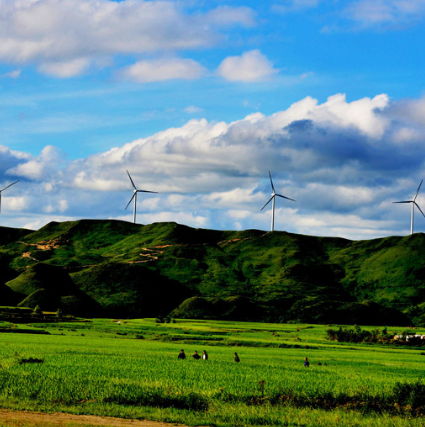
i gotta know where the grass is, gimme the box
[2,220,425,324]
[0,318,425,426]
[2,219,425,323]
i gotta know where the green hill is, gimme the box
[6,263,102,316]
[0,219,424,324]
[71,262,189,317]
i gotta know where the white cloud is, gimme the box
[272,0,320,13]
[5,92,425,238]
[4,196,26,212]
[227,209,252,220]
[42,199,68,213]
[7,145,63,181]
[0,69,21,79]
[184,105,204,114]
[273,93,389,138]
[20,214,75,230]
[38,58,91,78]
[0,0,254,77]
[205,6,256,27]
[202,187,263,208]
[121,58,206,83]
[299,71,314,80]
[217,50,278,82]
[343,0,425,28]
[138,211,208,228]
[63,92,394,197]
[58,199,68,212]
[0,144,30,161]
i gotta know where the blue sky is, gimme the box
[1,0,425,239]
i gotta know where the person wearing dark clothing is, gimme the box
[202,350,208,360]
[304,357,310,368]
[178,349,186,359]
[234,352,240,362]
[193,350,201,360]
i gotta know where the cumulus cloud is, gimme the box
[217,50,278,82]
[0,145,31,182]
[4,196,26,212]
[0,0,254,77]
[5,92,425,238]
[121,58,206,83]
[56,92,425,237]
[64,92,399,196]
[7,145,63,181]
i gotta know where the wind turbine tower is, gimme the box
[0,180,19,213]
[393,179,425,235]
[261,171,295,232]
[125,170,157,224]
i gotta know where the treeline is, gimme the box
[326,325,425,346]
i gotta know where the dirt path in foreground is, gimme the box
[0,409,190,427]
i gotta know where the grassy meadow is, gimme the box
[0,318,425,427]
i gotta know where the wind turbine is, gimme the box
[261,171,295,232]
[0,180,19,213]
[125,170,157,224]
[393,179,425,235]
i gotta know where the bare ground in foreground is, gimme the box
[0,409,190,427]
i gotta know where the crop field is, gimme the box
[0,318,425,427]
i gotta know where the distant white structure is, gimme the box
[0,180,19,213]
[393,179,425,235]
[261,171,295,232]
[394,334,425,341]
[125,170,157,224]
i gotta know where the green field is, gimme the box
[0,318,425,426]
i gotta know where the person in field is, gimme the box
[202,350,208,360]
[234,352,240,362]
[193,350,201,360]
[178,349,186,359]
[304,357,310,368]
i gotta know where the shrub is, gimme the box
[326,326,396,345]
[392,381,425,412]
[18,357,44,365]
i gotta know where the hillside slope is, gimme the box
[0,219,422,324]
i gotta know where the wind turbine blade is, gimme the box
[0,193,2,214]
[261,196,274,211]
[0,180,19,192]
[125,193,136,210]
[268,171,275,193]
[414,202,425,218]
[414,179,424,201]
[137,190,158,194]
[393,201,412,204]
[126,170,137,190]
[276,194,296,202]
